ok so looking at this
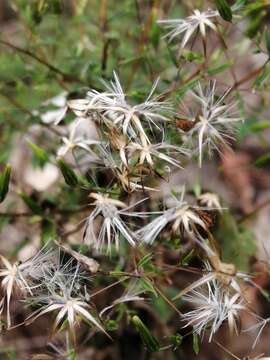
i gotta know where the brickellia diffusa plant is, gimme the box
[1,0,270,359]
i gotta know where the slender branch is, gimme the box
[153,284,183,316]
[214,340,240,360]
[230,59,270,93]
[0,91,33,117]
[0,91,64,137]
[0,205,90,218]
[0,211,31,218]
[90,278,128,298]
[0,39,85,84]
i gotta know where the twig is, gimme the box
[0,211,31,218]
[229,59,270,94]
[0,39,85,84]
[90,278,128,298]
[0,205,90,218]
[153,284,183,316]
[214,340,240,360]
[0,91,33,117]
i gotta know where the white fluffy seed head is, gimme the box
[68,72,172,142]
[185,81,242,167]
[158,9,219,47]
[182,279,245,342]
[26,258,108,339]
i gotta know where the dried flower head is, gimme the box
[0,248,55,328]
[158,9,218,48]
[198,192,223,212]
[186,81,242,167]
[26,259,108,341]
[57,117,102,158]
[136,186,206,244]
[173,260,251,301]
[68,72,172,141]
[127,134,189,169]
[84,193,143,253]
[115,166,158,192]
[182,279,245,342]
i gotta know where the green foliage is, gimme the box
[0,347,17,360]
[170,333,183,350]
[249,120,270,132]
[152,287,181,322]
[181,50,203,63]
[192,333,200,355]
[137,253,153,269]
[0,0,269,356]
[207,61,233,76]
[31,0,62,25]
[214,211,257,271]
[41,218,56,244]
[28,141,49,168]
[19,191,42,214]
[254,64,270,88]
[245,1,270,38]
[0,164,11,203]
[57,158,79,187]
[255,152,270,166]
[215,0,232,22]
[179,249,194,266]
[264,31,270,56]
[105,319,118,331]
[132,315,160,352]
[138,277,158,297]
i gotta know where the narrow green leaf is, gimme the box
[119,55,144,66]
[150,22,160,49]
[152,294,172,321]
[180,249,194,266]
[166,45,179,68]
[109,271,128,277]
[265,31,270,56]
[181,49,203,63]
[193,333,200,355]
[19,192,42,214]
[232,0,246,12]
[215,0,232,22]
[246,12,265,38]
[254,64,270,88]
[27,141,49,168]
[50,0,62,14]
[193,181,202,197]
[207,61,233,76]
[41,218,56,245]
[214,211,256,271]
[249,121,270,132]
[132,316,160,352]
[0,164,11,203]
[255,152,270,167]
[57,159,79,187]
[138,253,153,269]
[139,277,158,297]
